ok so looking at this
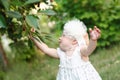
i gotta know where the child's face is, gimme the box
[59,34,75,51]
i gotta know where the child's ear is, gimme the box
[72,39,78,45]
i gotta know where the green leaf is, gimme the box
[6,11,22,19]
[0,14,7,28]
[1,0,10,11]
[25,15,39,28]
[28,39,34,49]
[24,0,40,5]
[81,12,98,20]
[39,9,57,16]
[10,0,24,7]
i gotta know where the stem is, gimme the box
[0,42,8,70]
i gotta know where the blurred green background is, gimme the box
[0,0,120,80]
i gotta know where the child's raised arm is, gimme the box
[29,28,59,58]
[80,26,101,57]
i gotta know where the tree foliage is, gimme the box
[0,0,56,61]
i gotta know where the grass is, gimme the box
[90,44,120,80]
[2,44,120,80]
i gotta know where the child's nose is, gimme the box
[59,37,61,40]
[59,36,62,40]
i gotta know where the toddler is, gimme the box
[30,19,102,80]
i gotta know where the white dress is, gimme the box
[56,47,102,80]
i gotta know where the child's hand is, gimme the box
[89,26,101,41]
[28,28,35,39]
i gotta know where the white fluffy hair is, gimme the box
[63,19,87,46]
